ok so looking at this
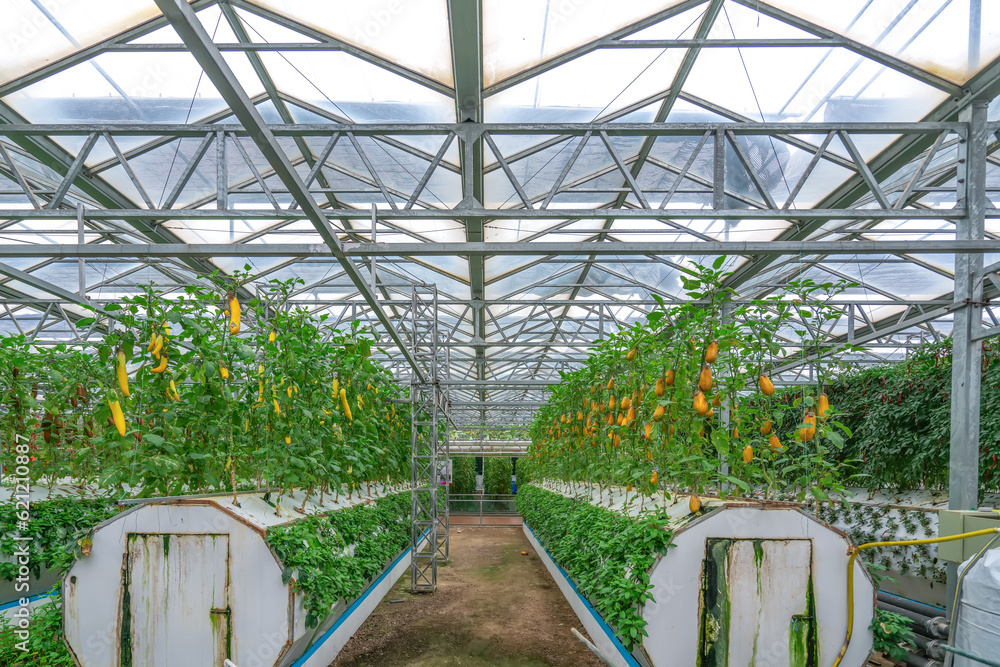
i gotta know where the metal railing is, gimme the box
[448,494,518,526]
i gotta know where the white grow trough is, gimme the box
[62,484,413,667]
[526,482,875,667]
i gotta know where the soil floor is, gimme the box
[448,514,522,526]
[329,526,606,667]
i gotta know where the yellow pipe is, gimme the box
[832,527,1000,667]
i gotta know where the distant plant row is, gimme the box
[821,339,1000,494]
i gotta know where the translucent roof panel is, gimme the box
[681,45,949,131]
[257,51,456,123]
[381,218,467,245]
[245,0,454,86]
[768,0,1000,83]
[818,256,955,302]
[484,219,607,244]
[625,3,730,41]
[359,259,469,298]
[485,48,683,122]
[2,49,266,129]
[162,217,277,245]
[589,259,686,295]
[483,0,690,85]
[0,0,160,87]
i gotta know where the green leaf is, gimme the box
[724,475,750,492]
[711,429,730,457]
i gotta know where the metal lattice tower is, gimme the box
[409,283,449,592]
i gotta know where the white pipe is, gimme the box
[571,627,616,667]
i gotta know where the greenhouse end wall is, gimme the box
[520,482,875,667]
[63,485,410,667]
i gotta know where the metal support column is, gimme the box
[947,100,989,610]
[409,284,448,592]
[435,299,451,566]
[76,203,85,299]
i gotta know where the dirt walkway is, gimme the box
[330,527,606,667]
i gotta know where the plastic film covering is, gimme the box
[954,549,1000,667]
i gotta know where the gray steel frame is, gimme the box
[408,284,449,592]
[945,101,989,610]
[0,121,975,221]
[0,0,998,603]
[151,0,426,382]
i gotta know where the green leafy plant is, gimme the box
[0,276,411,499]
[451,457,477,495]
[515,456,534,487]
[484,457,513,495]
[0,593,74,666]
[265,492,410,628]
[526,260,856,502]
[0,498,118,581]
[516,485,674,650]
[821,338,1000,494]
[870,609,917,661]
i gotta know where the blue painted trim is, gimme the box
[290,544,414,667]
[0,589,53,612]
[524,523,643,667]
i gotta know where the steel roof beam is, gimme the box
[768,286,995,377]
[271,94,461,173]
[729,0,961,96]
[4,240,997,257]
[1,207,972,220]
[483,0,709,96]
[446,0,488,412]
[3,122,964,135]
[0,261,105,315]
[82,92,459,179]
[212,5,412,323]
[722,63,1000,293]
[0,0,219,98]
[344,240,992,255]
[0,103,241,287]
[153,0,424,381]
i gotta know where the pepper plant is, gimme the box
[526,259,857,503]
[0,275,411,501]
[516,484,674,650]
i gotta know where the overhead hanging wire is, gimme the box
[158,10,224,208]
[721,4,793,205]
[237,18,450,211]
[495,4,708,210]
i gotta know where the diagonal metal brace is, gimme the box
[153,0,424,382]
